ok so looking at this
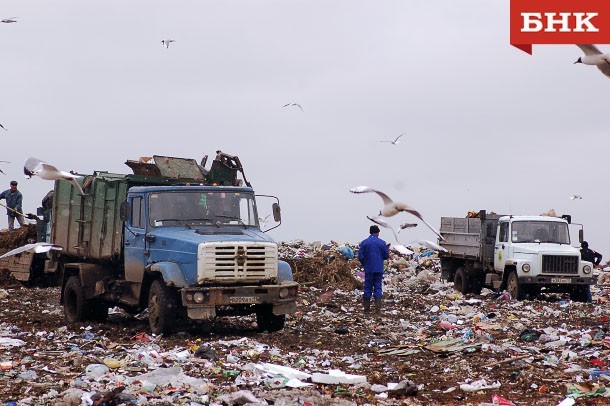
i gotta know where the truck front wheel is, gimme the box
[64,275,87,323]
[507,271,525,300]
[256,304,285,332]
[148,280,179,335]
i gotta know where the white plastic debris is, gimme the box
[459,379,501,392]
[311,369,367,385]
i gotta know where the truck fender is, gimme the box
[278,260,294,283]
[148,262,189,288]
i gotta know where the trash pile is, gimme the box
[2,239,610,404]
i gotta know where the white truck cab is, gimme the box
[439,210,595,302]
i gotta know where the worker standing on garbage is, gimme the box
[358,225,389,314]
[0,181,25,231]
[580,241,603,302]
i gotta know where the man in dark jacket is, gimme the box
[358,225,390,313]
[580,241,603,302]
[581,241,603,266]
[0,181,24,230]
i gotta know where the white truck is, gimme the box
[439,210,595,302]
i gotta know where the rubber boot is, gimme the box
[374,298,382,314]
[363,298,371,313]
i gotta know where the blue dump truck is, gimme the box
[31,152,298,334]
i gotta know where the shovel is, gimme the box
[0,201,37,220]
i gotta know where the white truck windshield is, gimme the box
[511,221,570,244]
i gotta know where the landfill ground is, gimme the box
[2,239,610,405]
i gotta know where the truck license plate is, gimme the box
[229,296,259,304]
[550,278,571,284]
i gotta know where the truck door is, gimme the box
[494,221,510,272]
[124,195,147,282]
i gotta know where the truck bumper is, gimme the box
[518,275,597,285]
[180,282,299,320]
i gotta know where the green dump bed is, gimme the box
[52,173,128,262]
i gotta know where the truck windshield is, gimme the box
[511,221,570,244]
[149,191,258,228]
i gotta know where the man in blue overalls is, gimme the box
[358,225,389,313]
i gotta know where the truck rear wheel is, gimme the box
[256,304,285,332]
[64,275,87,323]
[454,268,470,294]
[148,279,179,335]
[507,271,525,300]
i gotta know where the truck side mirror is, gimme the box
[579,229,583,244]
[120,201,130,221]
[272,203,281,222]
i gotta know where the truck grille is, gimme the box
[198,242,277,283]
[541,255,578,275]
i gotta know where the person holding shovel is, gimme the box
[0,181,25,230]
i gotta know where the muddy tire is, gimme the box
[148,279,179,335]
[64,275,87,323]
[256,304,285,332]
[454,267,470,294]
[507,271,525,300]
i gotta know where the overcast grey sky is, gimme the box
[1,1,609,253]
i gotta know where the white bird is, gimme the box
[24,157,85,195]
[569,195,583,200]
[379,133,406,145]
[406,240,448,253]
[366,216,414,255]
[367,215,399,242]
[258,214,271,227]
[0,123,7,131]
[0,160,10,175]
[161,39,175,48]
[1,17,18,24]
[0,242,62,259]
[282,103,303,112]
[574,44,610,78]
[351,185,444,240]
[398,222,418,233]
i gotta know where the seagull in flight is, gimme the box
[0,161,10,175]
[0,242,63,259]
[282,103,303,112]
[351,185,444,241]
[398,222,418,233]
[24,157,85,195]
[0,123,6,131]
[380,133,406,145]
[367,215,400,242]
[1,17,18,24]
[161,39,175,48]
[574,44,610,78]
[366,216,413,255]
[406,239,448,253]
[570,195,583,200]
[258,214,271,227]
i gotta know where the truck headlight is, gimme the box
[522,263,531,273]
[583,265,592,274]
[194,292,205,303]
[279,288,289,299]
